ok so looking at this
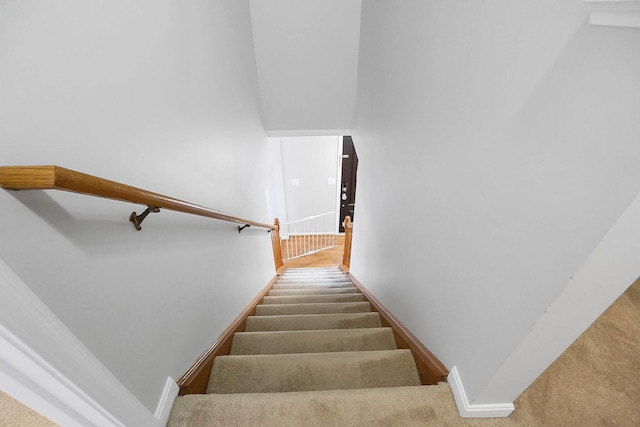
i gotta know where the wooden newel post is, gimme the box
[272,218,284,273]
[341,216,353,272]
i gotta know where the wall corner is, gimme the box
[448,366,515,418]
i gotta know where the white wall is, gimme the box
[249,0,361,133]
[280,136,340,232]
[351,0,640,409]
[0,258,158,426]
[0,0,273,413]
[265,138,288,225]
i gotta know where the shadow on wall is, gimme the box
[8,190,267,257]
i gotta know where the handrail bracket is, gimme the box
[238,224,251,233]
[130,206,160,231]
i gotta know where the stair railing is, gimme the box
[341,215,353,271]
[271,218,284,273]
[280,211,337,260]
[0,165,285,270]
[0,165,275,230]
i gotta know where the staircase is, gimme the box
[168,267,456,426]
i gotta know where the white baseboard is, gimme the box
[154,377,179,425]
[448,366,515,418]
[0,329,121,427]
[0,257,158,427]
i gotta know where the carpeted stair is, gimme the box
[168,267,453,426]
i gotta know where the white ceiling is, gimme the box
[249,0,362,135]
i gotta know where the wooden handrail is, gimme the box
[0,165,275,230]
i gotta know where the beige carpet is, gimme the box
[245,312,382,331]
[207,350,420,394]
[170,267,432,425]
[230,327,397,355]
[254,301,371,315]
[205,268,421,396]
[169,270,640,426]
[0,391,58,427]
[262,293,364,304]
[509,276,640,425]
[169,385,520,427]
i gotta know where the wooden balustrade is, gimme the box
[271,218,284,273]
[340,215,353,272]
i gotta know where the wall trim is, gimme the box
[176,273,282,395]
[346,272,448,385]
[154,377,179,425]
[0,258,158,427]
[0,327,122,427]
[584,0,640,28]
[448,366,515,418]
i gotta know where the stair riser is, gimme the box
[280,274,347,280]
[278,277,351,283]
[279,276,347,280]
[278,280,349,284]
[272,284,354,290]
[230,328,397,355]
[262,294,364,304]
[245,313,381,331]
[207,350,421,393]
[268,288,359,296]
[255,302,371,316]
[169,385,453,426]
[277,283,352,287]
[280,273,347,279]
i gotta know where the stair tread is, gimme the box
[273,282,354,288]
[262,294,364,304]
[245,312,382,331]
[279,277,348,281]
[275,280,352,283]
[278,278,349,281]
[207,350,421,393]
[255,302,371,316]
[279,272,347,276]
[230,327,396,355]
[169,385,454,427]
[268,287,359,296]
